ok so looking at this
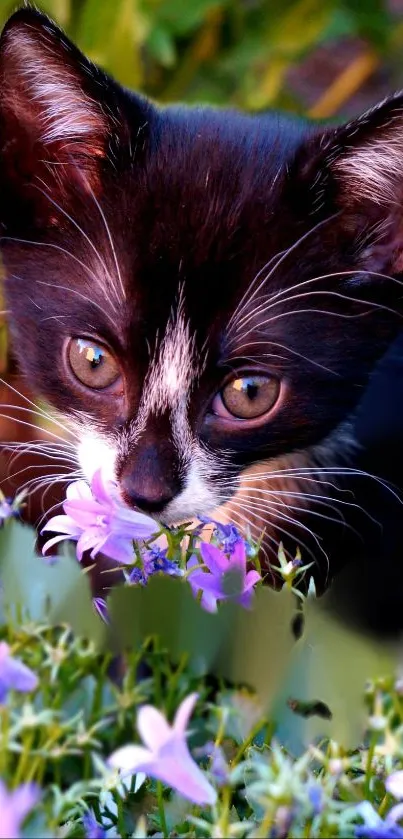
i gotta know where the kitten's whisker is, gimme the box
[242,465,402,504]
[0,414,77,447]
[34,181,116,303]
[86,182,126,304]
[0,397,77,441]
[235,267,403,332]
[230,495,325,570]
[227,213,339,333]
[35,281,118,331]
[231,292,401,346]
[0,379,78,440]
[5,461,76,486]
[227,341,339,376]
[3,239,110,300]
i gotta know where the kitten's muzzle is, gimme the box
[119,442,182,515]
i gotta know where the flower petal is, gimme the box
[42,534,73,555]
[99,535,135,565]
[137,705,172,750]
[1,657,38,694]
[91,469,115,507]
[157,739,217,806]
[66,480,93,502]
[243,570,261,591]
[387,772,403,800]
[200,542,228,575]
[108,744,153,774]
[173,693,198,736]
[41,515,82,537]
[230,540,247,572]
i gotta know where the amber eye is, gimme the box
[219,374,280,419]
[68,338,121,390]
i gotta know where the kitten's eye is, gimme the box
[68,338,121,390]
[214,374,280,420]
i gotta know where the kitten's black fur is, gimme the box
[2,7,403,634]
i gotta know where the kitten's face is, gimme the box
[1,9,403,566]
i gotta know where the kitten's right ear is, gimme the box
[0,7,149,228]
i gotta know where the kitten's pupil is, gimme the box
[68,338,120,390]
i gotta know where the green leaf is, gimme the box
[273,596,397,751]
[77,0,148,87]
[109,577,295,711]
[340,0,391,48]
[0,520,106,646]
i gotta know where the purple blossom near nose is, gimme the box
[41,469,158,565]
[186,541,261,613]
[128,567,147,585]
[0,641,38,703]
[82,809,106,839]
[0,780,40,838]
[198,516,252,555]
[108,693,217,806]
[143,545,183,579]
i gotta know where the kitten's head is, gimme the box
[1,8,403,560]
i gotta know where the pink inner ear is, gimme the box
[1,26,107,159]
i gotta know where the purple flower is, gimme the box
[199,517,250,555]
[355,801,403,838]
[0,490,24,528]
[93,597,109,624]
[194,741,229,786]
[83,809,106,839]
[128,567,147,586]
[143,546,183,579]
[186,541,261,613]
[0,498,14,526]
[42,470,157,565]
[0,780,40,838]
[108,693,217,806]
[0,642,38,703]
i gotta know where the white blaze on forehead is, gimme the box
[142,299,197,418]
[77,432,117,483]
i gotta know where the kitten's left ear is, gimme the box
[0,7,148,226]
[306,92,403,271]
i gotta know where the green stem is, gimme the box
[364,735,377,799]
[14,729,35,786]
[157,781,168,839]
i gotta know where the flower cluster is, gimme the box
[41,471,262,613]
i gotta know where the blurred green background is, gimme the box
[0,0,401,120]
[1,0,403,475]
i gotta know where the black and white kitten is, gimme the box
[1,7,403,630]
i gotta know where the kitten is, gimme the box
[1,7,403,631]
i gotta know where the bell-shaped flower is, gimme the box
[186,540,261,613]
[0,642,38,703]
[108,693,217,806]
[0,780,40,839]
[42,469,157,564]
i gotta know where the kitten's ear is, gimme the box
[306,93,403,272]
[0,8,142,227]
[325,93,403,208]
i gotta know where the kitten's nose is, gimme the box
[119,444,181,515]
